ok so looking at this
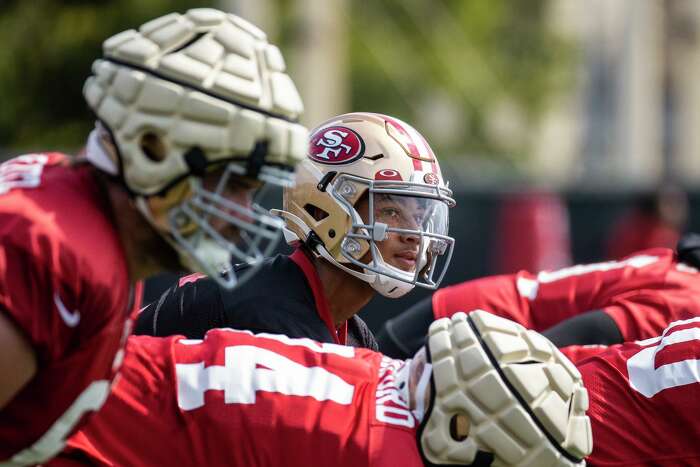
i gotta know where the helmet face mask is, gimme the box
[166,163,287,287]
[83,9,308,288]
[279,112,456,298]
[330,174,455,296]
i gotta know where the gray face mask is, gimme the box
[168,160,294,290]
[331,174,456,297]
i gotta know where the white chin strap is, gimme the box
[315,244,375,282]
[275,208,417,298]
[317,246,417,298]
[370,271,415,298]
[365,246,424,298]
[85,127,118,175]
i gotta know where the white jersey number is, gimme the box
[0,154,49,195]
[627,318,700,398]
[176,345,355,411]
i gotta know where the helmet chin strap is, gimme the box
[274,205,418,298]
[320,243,417,298]
[315,243,376,283]
[273,208,384,286]
[371,272,414,298]
[363,240,420,298]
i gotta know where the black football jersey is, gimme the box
[135,250,378,351]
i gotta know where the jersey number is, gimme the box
[0,154,49,195]
[627,318,700,398]
[176,345,355,411]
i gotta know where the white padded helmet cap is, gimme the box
[419,310,592,466]
[83,8,306,195]
[82,9,308,288]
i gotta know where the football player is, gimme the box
[135,112,456,350]
[55,310,592,466]
[378,236,700,359]
[0,9,306,465]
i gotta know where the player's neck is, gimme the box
[313,257,374,326]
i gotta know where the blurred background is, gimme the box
[1,0,699,329]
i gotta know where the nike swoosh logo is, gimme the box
[54,292,81,328]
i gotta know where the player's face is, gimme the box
[356,194,429,272]
[201,167,262,241]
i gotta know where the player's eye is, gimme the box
[378,207,400,219]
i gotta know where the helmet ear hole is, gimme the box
[450,413,470,442]
[304,204,329,221]
[140,132,167,163]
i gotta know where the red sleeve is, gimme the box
[579,318,700,465]
[559,344,610,364]
[0,241,60,360]
[603,297,679,343]
[430,268,612,331]
[0,155,135,462]
[603,266,700,341]
[433,250,691,336]
[430,268,590,330]
[432,273,537,328]
[0,156,131,362]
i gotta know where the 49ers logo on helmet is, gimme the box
[309,126,365,164]
[423,173,440,185]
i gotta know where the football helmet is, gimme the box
[276,112,455,298]
[415,310,592,466]
[83,9,308,288]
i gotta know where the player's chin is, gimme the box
[390,256,417,273]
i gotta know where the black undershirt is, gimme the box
[135,254,378,351]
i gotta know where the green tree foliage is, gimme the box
[0,0,573,164]
[0,0,208,154]
[348,0,574,162]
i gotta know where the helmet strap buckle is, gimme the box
[246,140,269,178]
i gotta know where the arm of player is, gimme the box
[0,310,37,408]
[431,273,534,324]
[542,310,623,348]
[377,265,637,357]
[378,273,538,359]
[0,241,65,408]
[377,296,432,359]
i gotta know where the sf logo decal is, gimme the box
[309,126,365,164]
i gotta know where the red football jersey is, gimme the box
[59,330,423,467]
[433,249,700,341]
[578,317,700,465]
[60,322,700,467]
[0,153,140,464]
